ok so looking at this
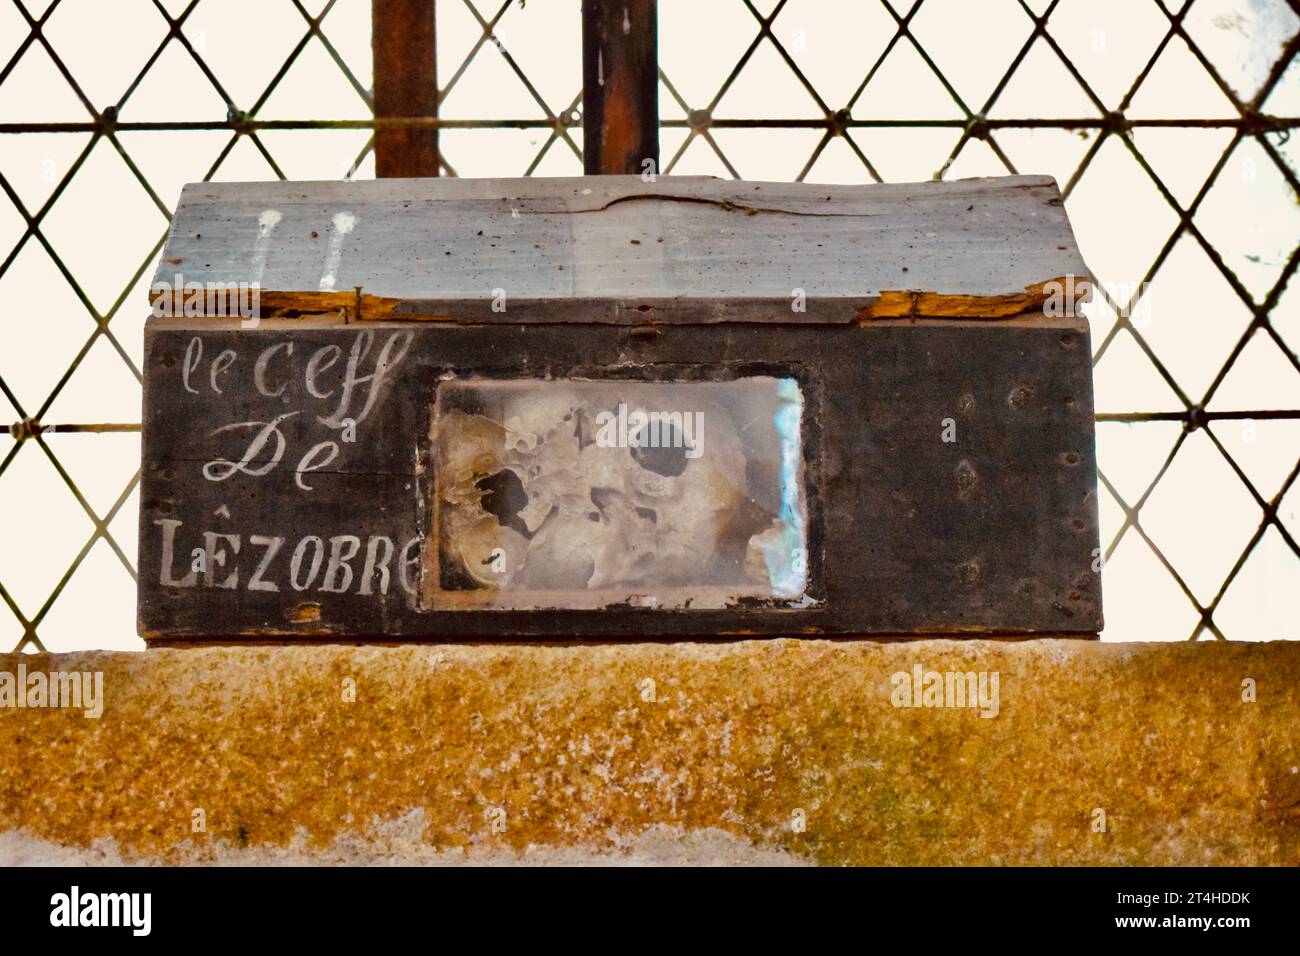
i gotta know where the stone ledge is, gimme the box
[1,640,1297,866]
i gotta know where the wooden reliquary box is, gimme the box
[139,174,1101,642]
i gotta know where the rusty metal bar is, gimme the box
[8,420,141,441]
[372,0,439,177]
[582,0,658,175]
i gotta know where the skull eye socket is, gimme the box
[631,423,689,477]
[475,469,531,538]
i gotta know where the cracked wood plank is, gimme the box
[149,174,1092,324]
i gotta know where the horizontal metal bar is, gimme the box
[8,421,141,440]
[10,413,1296,439]
[2,116,1295,135]
[661,117,1300,130]
[1096,410,1300,423]
[0,119,568,133]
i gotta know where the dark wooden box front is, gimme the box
[139,317,1100,641]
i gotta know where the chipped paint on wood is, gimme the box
[857,277,1092,321]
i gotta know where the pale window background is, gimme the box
[0,0,1296,651]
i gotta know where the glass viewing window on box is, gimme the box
[430,377,808,610]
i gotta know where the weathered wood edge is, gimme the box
[143,311,1091,331]
[143,294,1093,328]
[141,631,1102,647]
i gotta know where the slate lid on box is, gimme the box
[151,174,1091,325]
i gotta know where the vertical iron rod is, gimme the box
[582,0,659,175]
[372,0,439,177]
